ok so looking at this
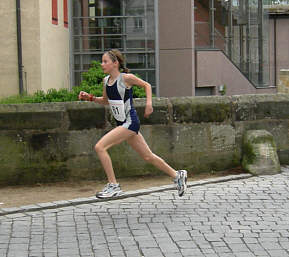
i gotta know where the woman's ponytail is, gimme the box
[120,63,130,73]
[122,67,130,73]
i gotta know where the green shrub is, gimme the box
[0,61,151,104]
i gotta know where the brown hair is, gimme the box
[105,49,130,73]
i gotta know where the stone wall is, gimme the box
[0,94,288,185]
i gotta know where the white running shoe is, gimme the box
[96,183,123,199]
[174,170,187,197]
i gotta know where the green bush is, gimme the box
[0,61,150,104]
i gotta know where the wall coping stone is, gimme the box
[0,94,288,130]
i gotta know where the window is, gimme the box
[134,17,143,30]
[195,87,214,96]
[72,0,157,93]
[52,0,58,25]
[63,0,68,28]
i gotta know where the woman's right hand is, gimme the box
[78,91,90,101]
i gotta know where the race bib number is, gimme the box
[108,100,126,122]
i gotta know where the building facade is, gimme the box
[0,0,70,98]
[1,0,288,98]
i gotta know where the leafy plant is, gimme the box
[82,61,106,86]
[0,61,151,104]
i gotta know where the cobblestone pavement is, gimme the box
[0,166,289,257]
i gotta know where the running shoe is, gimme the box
[174,170,187,197]
[96,183,123,199]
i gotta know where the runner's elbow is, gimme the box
[145,82,151,89]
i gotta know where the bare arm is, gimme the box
[123,74,153,118]
[93,80,109,105]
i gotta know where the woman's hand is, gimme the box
[144,104,153,118]
[78,91,90,101]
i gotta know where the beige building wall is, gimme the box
[158,0,195,97]
[0,0,19,97]
[39,0,70,92]
[21,0,42,94]
[0,0,70,99]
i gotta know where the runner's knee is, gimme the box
[143,153,156,163]
[94,143,105,153]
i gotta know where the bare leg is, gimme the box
[126,132,177,179]
[94,126,135,184]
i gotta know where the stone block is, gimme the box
[232,94,289,121]
[143,124,239,173]
[65,101,106,130]
[232,94,257,121]
[0,132,28,185]
[0,131,69,185]
[171,96,232,123]
[209,124,236,152]
[0,103,66,130]
[169,124,211,153]
[140,125,172,151]
[242,130,281,175]
[254,94,289,120]
[197,150,241,172]
[66,129,104,157]
[134,97,171,124]
[67,155,104,180]
[235,120,289,165]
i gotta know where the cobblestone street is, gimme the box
[0,166,289,257]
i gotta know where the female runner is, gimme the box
[78,49,187,198]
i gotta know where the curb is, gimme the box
[0,173,255,217]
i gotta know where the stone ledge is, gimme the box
[134,97,172,125]
[232,94,289,121]
[0,94,288,129]
[0,103,68,130]
[65,102,106,130]
[170,96,232,123]
[0,172,254,217]
[0,112,66,130]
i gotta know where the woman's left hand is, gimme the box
[144,104,153,118]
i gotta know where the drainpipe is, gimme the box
[227,0,233,59]
[245,0,250,79]
[16,0,24,95]
[68,0,74,90]
[258,0,264,86]
[273,15,277,87]
[209,0,215,48]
